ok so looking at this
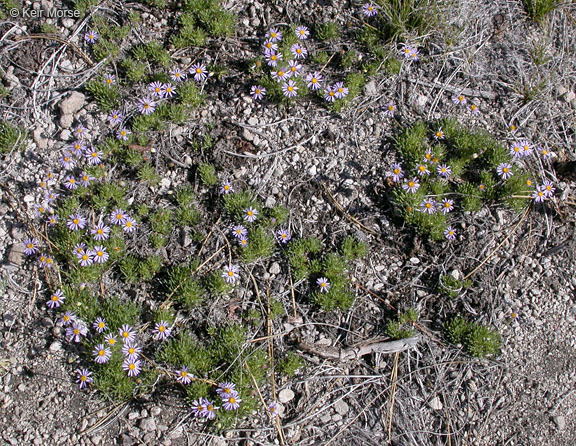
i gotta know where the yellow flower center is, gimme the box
[80,375,87,382]
[229,397,236,403]
[408,181,415,187]
[99,350,105,356]
[52,295,59,301]
[73,219,79,224]
[129,363,135,370]
[159,326,165,332]
[228,271,234,276]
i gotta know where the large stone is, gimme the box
[59,92,85,115]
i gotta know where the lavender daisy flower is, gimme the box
[295,25,310,40]
[191,399,207,418]
[84,30,98,43]
[107,110,123,125]
[148,81,164,97]
[122,358,142,377]
[219,180,234,194]
[176,366,193,385]
[77,251,94,267]
[243,207,259,222]
[222,264,240,284]
[250,85,266,100]
[382,102,396,117]
[73,125,88,139]
[400,44,414,60]
[409,47,420,61]
[272,68,290,83]
[23,238,40,256]
[333,82,349,99]
[541,180,555,197]
[291,43,307,59]
[468,103,480,114]
[362,2,379,17]
[497,163,513,180]
[537,146,552,159]
[306,72,323,90]
[138,97,156,115]
[60,311,77,326]
[46,214,59,226]
[444,227,457,241]
[93,317,107,334]
[90,245,109,264]
[216,382,237,397]
[122,216,137,233]
[152,320,172,341]
[76,369,93,389]
[78,172,96,187]
[437,164,452,178]
[440,198,454,214]
[203,399,218,419]
[519,139,533,157]
[232,225,248,239]
[262,40,278,53]
[67,322,88,343]
[118,324,136,343]
[402,178,420,194]
[44,190,59,203]
[73,242,87,256]
[161,83,176,98]
[238,237,248,247]
[324,85,337,103]
[38,253,55,269]
[93,344,112,364]
[46,289,65,309]
[85,147,104,165]
[287,61,302,77]
[265,51,282,67]
[169,67,187,82]
[434,128,445,140]
[282,80,298,98]
[59,153,76,169]
[91,222,111,241]
[317,277,331,293]
[116,127,131,141]
[415,163,430,176]
[122,342,142,360]
[420,198,436,214]
[277,228,291,244]
[265,27,282,42]
[190,64,208,82]
[67,213,87,231]
[104,333,118,347]
[110,209,128,225]
[388,163,404,183]
[451,94,467,106]
[268,402,279,417]
[70,140,86,156]
[509,141,522,158]
[532,187,547,203]
[64,176,79,190]
[104,74,115,88]
[221,394,242,411]
[34,202,51,217]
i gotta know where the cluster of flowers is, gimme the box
[450,94,480,114]
[220,180,292,250]
[190,382,242,419]
[250,26,350,103]
[22,232,56,269]
[98,62,208,142]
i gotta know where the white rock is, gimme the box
[33,127,48,150]
[428,396,443,410]
[333,400,349,415]
[409,257,420,265]
[139,417,156,432]
[269,262,281,275]
[49,341,61,352]
[552,415,566,430]
[59,114,73,129]
[278,388,295,403]
[59,91,85,115]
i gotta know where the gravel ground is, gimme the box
[1,0,576,444]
